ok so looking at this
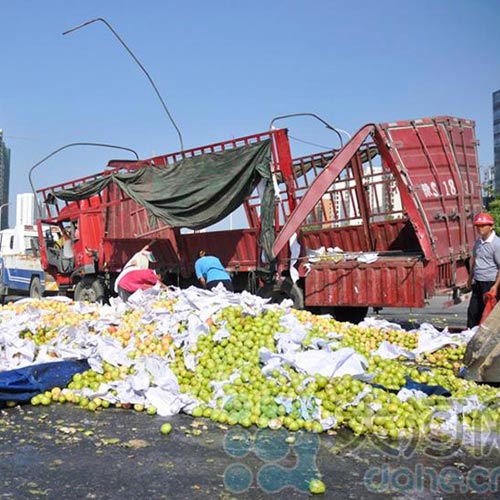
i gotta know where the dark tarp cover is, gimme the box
[0,360,90,404]
[54,140,275,260]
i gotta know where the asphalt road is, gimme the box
[369,294,469,331]
[1,404,499,500]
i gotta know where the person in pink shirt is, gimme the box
[114,244,165,301]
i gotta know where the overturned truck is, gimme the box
[36,116,482,322]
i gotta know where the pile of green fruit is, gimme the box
[1,296,499,440]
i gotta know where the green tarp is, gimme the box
[54,140,275,260]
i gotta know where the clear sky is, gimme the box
[1,0,499,227]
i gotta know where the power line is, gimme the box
[288,134,333,150]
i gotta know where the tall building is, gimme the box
[494,90,500,193]
[482,164,495,199]
[0,130,10,230]
[16,193,36,227]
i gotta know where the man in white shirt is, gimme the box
[467,213,500,327]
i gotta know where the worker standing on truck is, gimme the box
[195,250,233,291]
[53,226,75,272]
[114,245,165,301]
[467,213,500,328]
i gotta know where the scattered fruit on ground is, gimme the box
[160,423,172,435]
[309,478,326,494]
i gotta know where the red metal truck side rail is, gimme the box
[272,125,402,257]
[273,126,369,256]
[109,130,282,167]
[38,128,296,226]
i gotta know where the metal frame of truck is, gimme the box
[35,116,482,320]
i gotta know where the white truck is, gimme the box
[0,224,58,302]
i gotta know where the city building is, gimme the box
[16,193,37,227]
[494,90,500,193]
[0,130,11,230]
[481,164,495,200]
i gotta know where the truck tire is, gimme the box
[285,281,304,310]
[256,280,304,309]
[332,306,368,324]
[74,277,105,303]
[29,276,42,299]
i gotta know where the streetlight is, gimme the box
[0,202,11,230]
[28,142,139,218]
[63,17,184,151]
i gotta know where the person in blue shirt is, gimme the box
[195,250,233,291]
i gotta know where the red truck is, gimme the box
[35,115,482,322]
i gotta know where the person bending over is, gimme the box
[115,246,165,301]
[194,250,233,291]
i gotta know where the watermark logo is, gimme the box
[327,411,500,461]
[223,427,320,493]
[364,464,500,494]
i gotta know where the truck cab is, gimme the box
[0,225,49,301]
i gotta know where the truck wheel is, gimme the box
[282,281,304,309]
[332,306,368,324]
[29,277,42,299]
[74,277,105,303]
[256,280,304,309]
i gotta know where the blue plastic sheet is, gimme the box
[368,376,451,397]
[0,359,89,405]
[403,375,451,397]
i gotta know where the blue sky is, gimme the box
[1,0,499,226]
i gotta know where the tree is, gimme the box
[489,196,500,228]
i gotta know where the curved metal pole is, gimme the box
[269,112,345,148]
[63,18,184,151]
[28,142,139,218]
[332,127,351,140]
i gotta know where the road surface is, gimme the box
[1,404,499,499]
[370,294,469,331]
